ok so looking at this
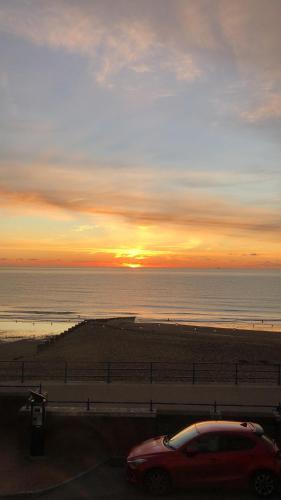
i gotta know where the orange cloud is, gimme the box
[1,249,280,269]
[0,180,280,238]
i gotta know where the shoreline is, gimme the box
[0,318,281,364]
[0,316,280,343]
[139,318,281,333]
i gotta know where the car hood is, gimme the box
[128,436,172,459]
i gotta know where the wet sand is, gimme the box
[0,319,281,364]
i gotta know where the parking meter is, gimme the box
[29,391,47,456]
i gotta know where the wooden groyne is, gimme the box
[36,317,136,353]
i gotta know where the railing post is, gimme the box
[192,363,195,384]
[278,364,281,386]
[64,362,68,384]
[150,362,153,384]
[21,361,25,384]
[87,398,90,411]
[214,400,217,414]
[235,363,238,385]
[107,362,111,384]
[150,399,153,412]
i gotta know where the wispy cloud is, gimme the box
[217,0,281,122]
[1,161,278,192]
[73,224,99,232]
[1,0,280,112]
[0,1,102,54]
[241,94,281,123]
[219,0,281,79]
[0,164,280,237]
[0,1,200,90]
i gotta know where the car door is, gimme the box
[175,432,257,488]
[174,433,222,487]
[214,433,257,485]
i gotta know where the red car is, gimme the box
[127,420,281,497]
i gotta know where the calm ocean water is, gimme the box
[0,267,280,339]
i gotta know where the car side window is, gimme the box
[219,434,256,452]
[186,434,219,453]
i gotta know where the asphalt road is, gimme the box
[1,463,268,500]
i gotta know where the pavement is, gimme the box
[0,462,269,500]
[3,381,281,417]
[0,420,108,497]
[24,381,281,417]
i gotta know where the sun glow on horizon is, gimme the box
[122,262,142,268]
[115,248,150,260]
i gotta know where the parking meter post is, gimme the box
[29,391,47,457]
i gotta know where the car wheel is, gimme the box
[252,470,277,497]
[144,469,172,496]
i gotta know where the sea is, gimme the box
[0,267,280,340]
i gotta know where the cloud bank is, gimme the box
[0,163,280,239]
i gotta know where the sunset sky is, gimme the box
[0,0,280,268]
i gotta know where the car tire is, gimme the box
[252,470,277,497]
[144,468,172,496]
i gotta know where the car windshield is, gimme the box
[167,424,198,449]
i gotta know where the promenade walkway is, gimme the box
[3,380,281,416]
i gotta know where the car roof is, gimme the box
[195,420,263,435]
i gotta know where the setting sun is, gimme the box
[122,263,142,268]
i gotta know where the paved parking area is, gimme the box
[0,463,263,500]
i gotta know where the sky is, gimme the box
[0,0,280,269]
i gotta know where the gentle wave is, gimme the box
[0,268,280,336]
[2,309,76,315]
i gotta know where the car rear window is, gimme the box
[261,434,276,449]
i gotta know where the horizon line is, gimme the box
[0,265,280,271]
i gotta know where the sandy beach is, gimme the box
[0,319,281,364]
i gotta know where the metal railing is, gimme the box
[46,398,281,417]
[1,360,281,385]
[0,383,41,390]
